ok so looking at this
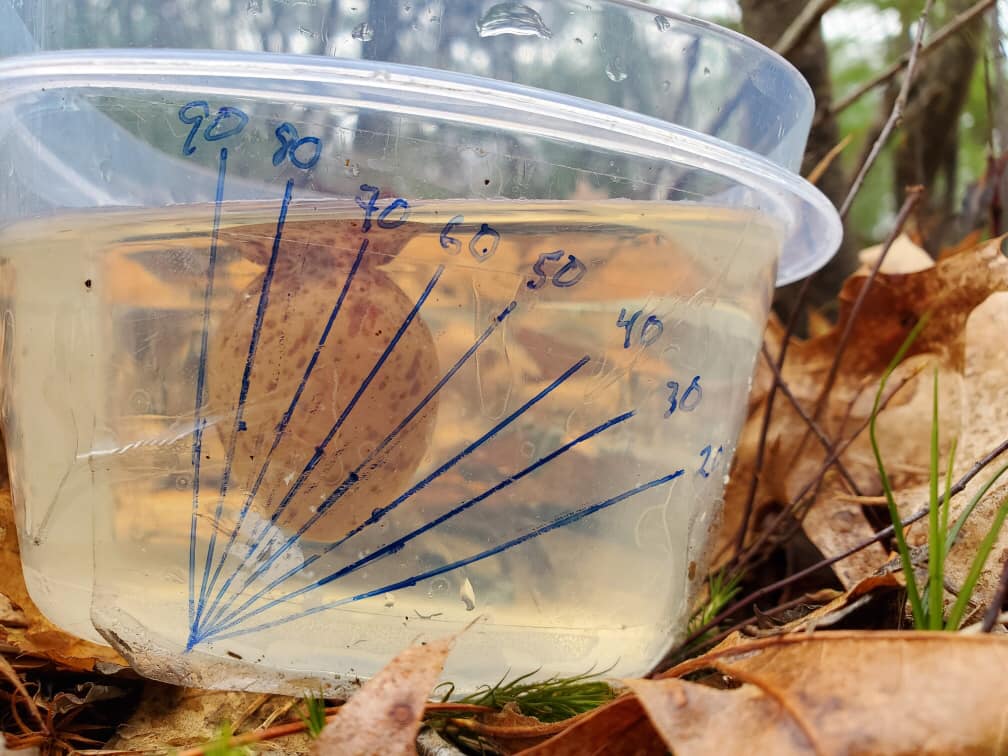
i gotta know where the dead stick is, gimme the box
[828,0,995,118]
[838,0,933,219]
[758,343,863,496]
[810,188,924,433]
[736,362,921,571]
[774,0,839,58]
[980,551,1008,631]
[669,434,1008,663]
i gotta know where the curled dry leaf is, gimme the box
[314,634,454,756]
[518,695,664,756]
[0,486,126,672]
[627,631,1008,756]
[719,234,1008,592]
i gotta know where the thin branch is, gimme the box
[980,550,1008,631]
[812,188,924,427]
[838,0,934,221]
[759,343,863,496]
[806,134,853,185]
[828,0,995,118]
[774,0,839,58]
[670,434,1008,661]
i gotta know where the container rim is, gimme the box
[0,49,842,285]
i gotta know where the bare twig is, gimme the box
[980,552,1008,631]
[671,435,1008,661]
[838,0,934,221]
[806,134,853,185]
[759,343,863,496]
[811,188,925,428]
[774,0,839,58]
[828,0,994,119]
[0,654,44,731]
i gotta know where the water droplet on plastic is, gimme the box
[384,592,395,608]
[662,79,671,91]
[703,66,711,76]
[352,21,374,41]
[654,14,671,31]
[460,577,476,611]
[476,2,552,39]
[574,36,583,45]
[605,56,627,82]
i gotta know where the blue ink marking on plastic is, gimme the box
[185,147,227,645]
[197,238,371,627]
[190,179,293,637]
[665,375,702,418]
[201,470,684,642]
[377,198,410,229]
[204,106,248,142]
[641,315,663,345]
[204,265,446,618]
[698,444,712,478]
[468,223,499,261]
[198,300,519,633]
[273,122,322,169]
[178,101,209,156]
[617,308,642,349]
[552,255,586,288]
[355,185,380,232]
[526,250,564,290]
[439,215,464,255]
[203,410,634,637]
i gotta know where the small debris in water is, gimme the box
[352,21,375,41]
[605,56,628,82]
[476,2,552,39]
[654,14,672,31]
[384,592,396,608]
[460,577,476,611]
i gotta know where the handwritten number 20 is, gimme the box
[178,101,248,156]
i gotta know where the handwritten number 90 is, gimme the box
[178,101,248,156]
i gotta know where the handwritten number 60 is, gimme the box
[178,101,248,156]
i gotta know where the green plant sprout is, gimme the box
[202,722,253,756]
[687,568,743,638]
[298,690,328,739]
[870,313,1008,630]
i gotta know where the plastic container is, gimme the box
[0,0,841,693]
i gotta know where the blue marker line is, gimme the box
[202,410,634,637]
[195,264,446,635]
[186,148,228,629]
[202,470,684,642]
[197,236,371,627]
[198,299,519,632]
[190,179,294,638]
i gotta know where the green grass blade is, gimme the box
[870,313,930,627]
[947,461,1008,552]
[945,493,1008,629]
[927,369,942,629]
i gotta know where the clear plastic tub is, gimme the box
[0,0,841,692]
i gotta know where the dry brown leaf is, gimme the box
[314,635,454,756]
[0,486,126,672]
[647,631,1008,755]
[718,234,1008,592]
[518,695,664,756]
